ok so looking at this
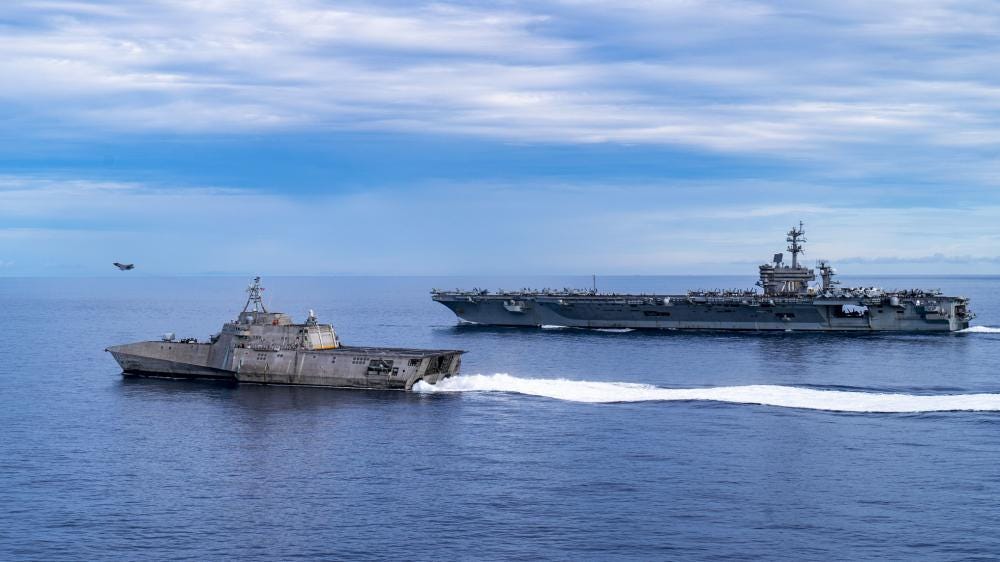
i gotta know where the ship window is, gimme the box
[408,358,421,366]
[367,359,394,376]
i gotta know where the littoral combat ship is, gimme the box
[432,223,975,332]
[108,277,463,389]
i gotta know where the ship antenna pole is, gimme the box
[593,274,597,293]
[243,276,268,314]
[787,221,806,269]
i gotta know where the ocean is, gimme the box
[2,275,1000,560]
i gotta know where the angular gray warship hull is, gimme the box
[432,223,974,333]
[108,278,462,389]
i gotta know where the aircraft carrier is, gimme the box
[432,223,975,332]
[108,277,463,389]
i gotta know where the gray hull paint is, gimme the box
[432,223,974,333]
[107,277,463,390]
[107,342,462,389]
[433,295,968,332]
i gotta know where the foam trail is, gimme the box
[959,326,1000,334]
[414,374,1000,413]
[540,325,633,332]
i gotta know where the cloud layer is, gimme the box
[3,0,1000,160]
[3,1,1000,274]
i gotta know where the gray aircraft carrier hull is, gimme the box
[432,294,970,332]
[432,223,975,333]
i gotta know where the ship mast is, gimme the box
[787,221,806,269]
[758,222,815,296]
[243,276,268,313]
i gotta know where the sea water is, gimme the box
[2,275,1000,559]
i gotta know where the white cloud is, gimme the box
[1,0,1000,169]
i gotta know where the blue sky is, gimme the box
[2,0,1000,275]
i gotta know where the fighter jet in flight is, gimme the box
[113,262,135,271]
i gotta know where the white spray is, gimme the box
[414,374,1000,413]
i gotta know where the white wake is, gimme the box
[540,325,634,333]
[959,326,1000,333]
[414,374,1000,413]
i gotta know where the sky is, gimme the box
[2,0,1000,275]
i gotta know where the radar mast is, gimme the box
[243,276,268,314]
[787,221,806,268]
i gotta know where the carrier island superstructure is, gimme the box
[432,224,975,332]
[108,277,463,389]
